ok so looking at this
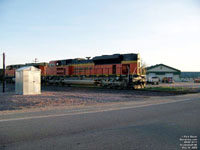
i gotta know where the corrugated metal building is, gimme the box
[180,72,200,81]
[146,64,181,81]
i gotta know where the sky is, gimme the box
[0,0,200,71]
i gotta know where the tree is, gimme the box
[140,58,147,75]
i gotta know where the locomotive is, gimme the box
[5,53,146,89]
[5,62,48,82]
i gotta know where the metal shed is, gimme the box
[15,66,41,95]
[146,64,181,82]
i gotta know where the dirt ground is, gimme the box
[0,83,183,112]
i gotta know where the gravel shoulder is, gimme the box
[0,83,199,114]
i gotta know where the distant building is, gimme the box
[180,72,200,81]
[146,64,181,81]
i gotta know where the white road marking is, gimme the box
[0,98,196,122]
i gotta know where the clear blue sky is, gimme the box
[0,0,199,71]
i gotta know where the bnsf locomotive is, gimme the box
[5,53,146,89]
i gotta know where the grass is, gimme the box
[143,86,197,94]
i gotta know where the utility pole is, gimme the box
[33,58,38,63]
[2,53,5,93]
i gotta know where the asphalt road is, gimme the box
[0,94,199,150]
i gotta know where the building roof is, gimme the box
[16,66,40,72]
[146,64,181,72]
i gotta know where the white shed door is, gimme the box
[33,71,41,94]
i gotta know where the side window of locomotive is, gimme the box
[7,66,12,70]
[48,64,55,67]
[55,61,62,66]
[122,65,130,74]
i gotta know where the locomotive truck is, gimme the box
[5,53,146,89]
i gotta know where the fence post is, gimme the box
[2,53,5,93]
